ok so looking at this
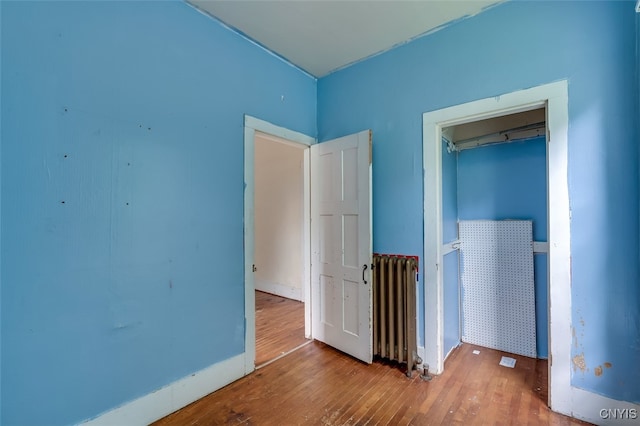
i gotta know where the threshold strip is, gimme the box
[255,339,314,370]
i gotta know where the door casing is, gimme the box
[422,80,571,414]
[243,115,315,374]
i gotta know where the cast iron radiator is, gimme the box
[372,254,421,377]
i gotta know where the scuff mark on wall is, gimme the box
[573,353,586,372]
[593,362,612,377]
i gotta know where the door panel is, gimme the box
[311,130,372,363]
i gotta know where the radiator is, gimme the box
[372,254,421,377]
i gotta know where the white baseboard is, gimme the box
[444,342,460,362]
[81,353,245,425]
[570,387,640,425]
[255,279,303,301]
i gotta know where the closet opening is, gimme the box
[441,107,548,360]
[439,108,550,403]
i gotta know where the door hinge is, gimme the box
[252,264,257,272]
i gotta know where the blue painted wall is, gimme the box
[458,138,547,242]
[318,0,639,403]
[442,138,460,356]
[457,137,548,358]
[0,1,316,425]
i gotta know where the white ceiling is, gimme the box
[189,0,503,77]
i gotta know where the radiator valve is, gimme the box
[420,363,432,381]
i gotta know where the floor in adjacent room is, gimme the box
[255,290,308,366]
[154,339,591,425]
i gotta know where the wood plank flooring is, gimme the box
[255,291,308,366]
[154,341,592,425]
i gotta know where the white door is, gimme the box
[311,130,372,363]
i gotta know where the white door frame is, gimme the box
[423,81,572,414]
[243,115,315,374]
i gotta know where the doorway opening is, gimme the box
[243,116,315,374]
[253,131,311,367]
[423,81,572,414]
[442,108,547,358]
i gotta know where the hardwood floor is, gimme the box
[154,341,591,425]
[255,291,308,366]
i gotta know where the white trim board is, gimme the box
[423,81,575,416]
[442,240,549,256]
[444,342,460,362]
[533,241,549,253]
[571,388,640,425]
[81,353,245,425]
[442,240,460,256]
[245,116,315,147]
[244,116,315,375]
[443,240,548,256]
